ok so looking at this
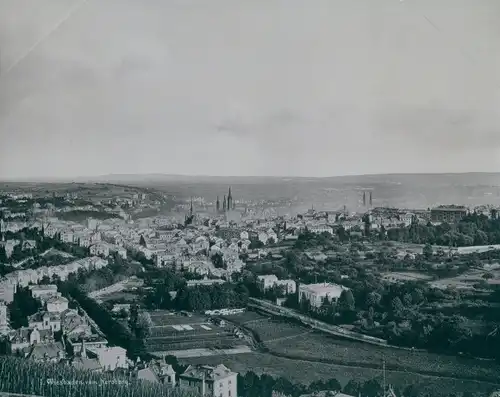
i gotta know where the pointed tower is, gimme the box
[227,187,233,212]
[189,197,194,217]
[216,196,220,213]
[369,191,373,207]
[363,191,366,206]
[223,195,227,212]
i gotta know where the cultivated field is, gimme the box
[181,352,498,397]
[429,267,500,290]
[145,311,250,356]
[201,311,500,396]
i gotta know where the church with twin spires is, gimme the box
[215,187,236,214]
[216,187,241,223]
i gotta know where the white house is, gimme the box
[90,243,110,258]
[179,364,237,397]
[257,275,296,294]
[298,283,349,308]
[308,225,333,235]
[90,346,128,371]
[29,285,59,301]
[240,231,249,240]
[46,296,69,313]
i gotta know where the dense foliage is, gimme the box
[385,213,500,246]
[143,269,250,312]
[8,286,42,329]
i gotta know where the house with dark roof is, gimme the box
[28,311,61,333]
[25,341,65,363]
[8,327,54,352]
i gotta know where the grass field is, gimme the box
[195,311,500,396]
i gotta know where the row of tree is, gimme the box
[143,278,250,312]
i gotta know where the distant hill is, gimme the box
[73,172,500,212]
[2,172,500,213]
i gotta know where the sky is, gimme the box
[0,0,499,179]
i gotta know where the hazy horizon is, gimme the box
[1,0,499,179]
[3,170,500,184]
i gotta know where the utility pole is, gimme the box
[382,358,386,397]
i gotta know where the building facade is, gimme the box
[298,283,349,308]
[179,364,237,397]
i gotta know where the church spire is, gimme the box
[223,195,227,212]
[216,196,220,212]
[190,197,193,217]
[227,187,233,211]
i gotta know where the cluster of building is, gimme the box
[0,283,128,372]
[0,256,108,303]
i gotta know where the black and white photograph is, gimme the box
[0,0,500,396]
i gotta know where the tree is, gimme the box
[423,243,433,259]
[129,303,139,331]
[0,246,7,263]
[343,379,362,396]
[366,291,382,307]
[391,296,404,315]
[249,240,264,249]
[211,252,225,269]
[135,312,153,339]
[337,289,355,312]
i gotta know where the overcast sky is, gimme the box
[0,0,499,179]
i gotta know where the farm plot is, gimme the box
[180,352,497,397]
[244,318,310,342]
[145,312,248,354]
[223,311,269,325]
[264,329,500,383]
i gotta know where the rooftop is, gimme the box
[300,283,348,295]
[181,364,235,381]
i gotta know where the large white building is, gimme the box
[298,283,349,308]
[257,275,297,294]
[87,346,128,371]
